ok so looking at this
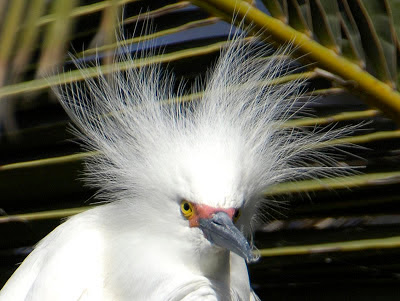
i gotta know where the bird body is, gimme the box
[0,203,254,300]
[1,26,346,300]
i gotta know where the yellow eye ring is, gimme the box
[180,200,194,219]
[233,209,241,223]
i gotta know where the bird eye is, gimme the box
[180,200,194,219]
[233,209,241,223]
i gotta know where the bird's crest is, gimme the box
[56,28,353,232]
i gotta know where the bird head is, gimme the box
[110,123,262,263]
[162,132,260,263]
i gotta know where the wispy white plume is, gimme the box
[56,29,354,236]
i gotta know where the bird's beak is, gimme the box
[198,211,256,263]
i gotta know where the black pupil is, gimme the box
[234,210,239,217]
[183,203,190,211]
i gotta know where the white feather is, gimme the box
[0,28,353,300]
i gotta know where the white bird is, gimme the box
[0,27,347,300]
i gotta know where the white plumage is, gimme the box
[0,27,348,300]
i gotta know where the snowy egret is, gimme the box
[0,28,349,300]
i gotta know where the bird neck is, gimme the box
[199,248,231,285]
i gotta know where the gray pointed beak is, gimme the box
[199,211,256,263]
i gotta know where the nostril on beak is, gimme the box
[211,213,224,226]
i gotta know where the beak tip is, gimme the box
[238,242,258,263]
[245,251,259,263]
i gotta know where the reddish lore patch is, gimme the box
[189,203,236,227]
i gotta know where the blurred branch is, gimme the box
[259,235,400,257]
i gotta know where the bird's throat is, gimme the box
[200,247,231,285]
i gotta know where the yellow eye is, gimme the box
[180,200,194,219]
[233,209,241,223]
